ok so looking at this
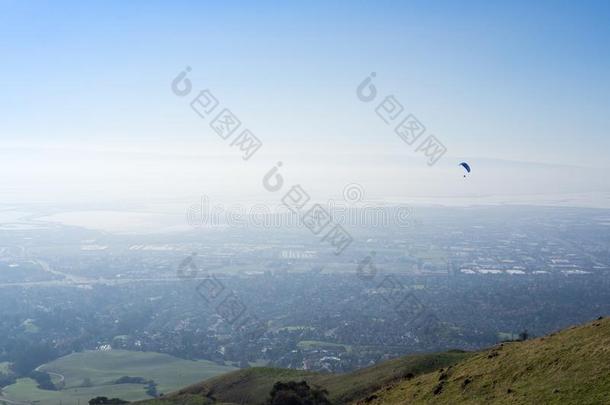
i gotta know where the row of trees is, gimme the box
[89,397,129,404]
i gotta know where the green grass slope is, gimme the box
[363,317,610,405]
[136,351,471,405]
[1,350,235,403]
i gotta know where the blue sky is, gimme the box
[1,1,609,208]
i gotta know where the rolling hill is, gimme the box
[136,351,470,405]
[361,316,610,405]
[135,316,610,404]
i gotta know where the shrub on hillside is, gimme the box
[267,380,332,405]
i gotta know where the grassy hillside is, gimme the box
[1,350,235,403]
[136,316,610,405]
[363,317,610,405]
[137,351,471,405]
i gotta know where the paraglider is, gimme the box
[459,162,471,178]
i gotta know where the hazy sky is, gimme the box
[1,1,609,208]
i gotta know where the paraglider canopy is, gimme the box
[459,162,471,177]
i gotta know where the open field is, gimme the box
[3,378,148,403]
[2,350,235,404]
